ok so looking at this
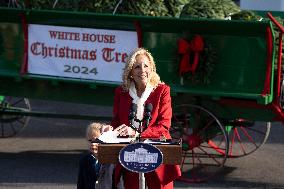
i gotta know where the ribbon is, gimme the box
[20,13,28,75]
[261,26,273,97]
[178,35,204,75]
[134,21,142,47]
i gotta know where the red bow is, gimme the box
[178,35,204,75]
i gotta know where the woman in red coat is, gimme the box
[111,47,181,189]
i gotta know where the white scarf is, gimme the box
[129,82,153,129]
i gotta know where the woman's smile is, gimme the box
[131,54,152,87]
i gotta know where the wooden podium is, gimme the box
[97,142,182,165]
[98,141,182,189]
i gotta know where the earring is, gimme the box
[130,75,133,78]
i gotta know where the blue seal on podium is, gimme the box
[119,142,163,173]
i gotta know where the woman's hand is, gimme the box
[115,124,136,137]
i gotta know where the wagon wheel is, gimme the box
[0,96,31,138]
[224,119,271,158]
[170,104,229,183]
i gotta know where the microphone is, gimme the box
[128,103,138,132]
[143,103,153,130]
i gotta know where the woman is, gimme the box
[111,48,181,189]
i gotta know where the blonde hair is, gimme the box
[86,122,103,140]
[122,47,162,91]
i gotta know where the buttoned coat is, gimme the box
[111,84,181,189]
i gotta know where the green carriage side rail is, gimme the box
[0,7,279,122]
[256,10,284,18]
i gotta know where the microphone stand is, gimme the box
[128,103,153,189]
[134,118,146,189]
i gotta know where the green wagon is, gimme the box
[0,7,283,183]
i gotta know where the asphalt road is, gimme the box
[0,100,284,189]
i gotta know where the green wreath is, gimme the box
[186,43,217,85]
[178,38,217,85]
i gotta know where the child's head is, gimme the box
[86,122,113,142]
[86,122,103,142]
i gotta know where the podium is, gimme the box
[97,142,182,165]
[98,141,182,189]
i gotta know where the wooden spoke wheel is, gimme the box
[170,104,229,183]
[224,119,271,158]
[0,96,31,138]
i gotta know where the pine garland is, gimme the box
[180,0,240,19]
[0,0,190,17]
[181,42,217,85]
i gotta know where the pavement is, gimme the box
[0,100,284,189]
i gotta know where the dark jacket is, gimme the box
[77,153,124,189]
[77,153,100,189]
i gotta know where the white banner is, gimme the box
[28,24,138,83]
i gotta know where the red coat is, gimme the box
[111,84,181,189]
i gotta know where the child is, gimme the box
[77,122,123,189]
